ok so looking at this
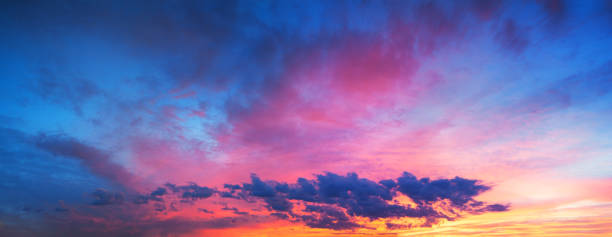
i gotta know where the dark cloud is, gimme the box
[33,133,135,187]
[153,203,166,212]
[133,187,168,204]
[224,184,241,190]
[223,171,509,230]
[299,205,362,230]
[150,187,167,199]
[480,203,511,212]
[198,208,214,214]
[180,183,215,200]
[239,174,293,211]
[243,174,277,198]
[134,182,216,207]
[125,170,506,230]
[133,196,149,205]
[270,212,289,219]
[262,195,293,212]
[219,191,242,199]
[395,172,490,207]
[221,206,249,216]
[91,189,124,206]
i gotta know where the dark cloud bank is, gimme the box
[137,172,509,231]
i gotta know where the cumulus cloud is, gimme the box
[124,170,507,230]
[222,171,509,230]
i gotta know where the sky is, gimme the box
[1,0,612,236]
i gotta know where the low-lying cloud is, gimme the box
[219,172,508,229]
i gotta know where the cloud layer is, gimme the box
[219,172,508,229]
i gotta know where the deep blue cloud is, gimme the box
[480,203,511,212]
[221,206,249,216]
[199,208,214,214]
[111,170,508,230]
[298,205,362,230]
[90,189,124,206]
[180,184,215,200]
[134,187,168,204]
[395,172,491,207]
[223,171,509,230]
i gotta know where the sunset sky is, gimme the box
[1,0,612,236]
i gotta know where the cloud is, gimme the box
[221,206,249,216]
[298,205,362,230]
[166,182,216,200]
[133,182,217,209]
[112,170,508,231]
[150,187,167,199]
[239,174,293,211]
[33,133,135,187]
[134,187,168,204]
[181,184,215,200]
[25,68,101,115]
[223,171,509,230]
[90,189,124,206]
[395,172,490,207]
[198,208,214,214]
[480,203,511,212]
